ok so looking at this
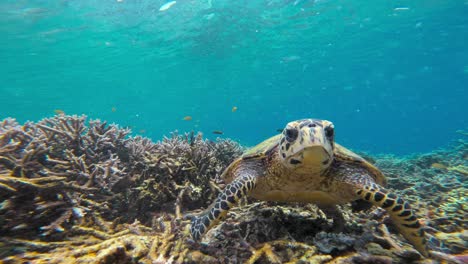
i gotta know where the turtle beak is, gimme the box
[302,146,331,168]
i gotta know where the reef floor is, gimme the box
[0,115,466,263]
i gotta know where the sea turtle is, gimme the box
[190,119,428,257]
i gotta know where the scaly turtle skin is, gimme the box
[190,119,429,257]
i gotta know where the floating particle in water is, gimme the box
[419,66,432,73]
[212,130,223,135]
[159,1,177,12]
[54,109,65,115]
[183,116,192,121]
[232,106,238,112]
[393,73,406,80]
[204,13,215,20]
[111,106,117,112]
[139,129,146,134]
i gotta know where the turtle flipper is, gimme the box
[190,172,257,241]
[356,183,429,257]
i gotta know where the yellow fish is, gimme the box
[183,116,192,121]
[431,163,447,169]
[232,106,238,112]
[54,109,65,115]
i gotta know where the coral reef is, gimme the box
[0,115,466,263]
[0,115,130,238]
[0,115,242,250]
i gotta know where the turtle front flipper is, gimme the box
[190,172,257,241]
[356,183,429,257]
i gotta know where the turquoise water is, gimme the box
[1,0,467,154]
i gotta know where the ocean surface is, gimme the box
[1,0,467,155]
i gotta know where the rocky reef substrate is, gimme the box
[0,115,466,263]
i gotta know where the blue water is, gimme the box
[1,0,467,154]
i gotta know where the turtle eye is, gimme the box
[325,126,334,139]
[285,128,298,142]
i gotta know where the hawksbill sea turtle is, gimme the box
[190,118,429,257]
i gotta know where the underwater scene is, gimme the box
[0,0,467,263]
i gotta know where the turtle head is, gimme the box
[278,119,335,173]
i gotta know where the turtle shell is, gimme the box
[221,134,281,184]
[333,143,387,186]
[241,134,282,159]
[221,134,387,186]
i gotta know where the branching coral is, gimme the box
[1,115,466,263]
[1,213,194,264]
[115,131,243,224]
[0,115,133,238]
[0,115,243,262]
[447,165,468,176]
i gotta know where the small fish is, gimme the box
[212,130,223,135]
[72,207,84,218]
[183,116,192,121]
[232,106,238,112]
[54,109,65,115]
[394,7,410,11]
[281,55,301,63]
[159,1,176,11]
[276,129,284,133]
[111,106,117,112]
[139,129,146,134]
[12,224,28,230]
[431,163,447,169]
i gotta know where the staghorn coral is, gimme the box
[0,114,131,238]
[112,130,244,224]
[0,115,243,240]
[1,115,466,263]
[0,115,247,263]
[447,165,468,176]
[1,214,193,264]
